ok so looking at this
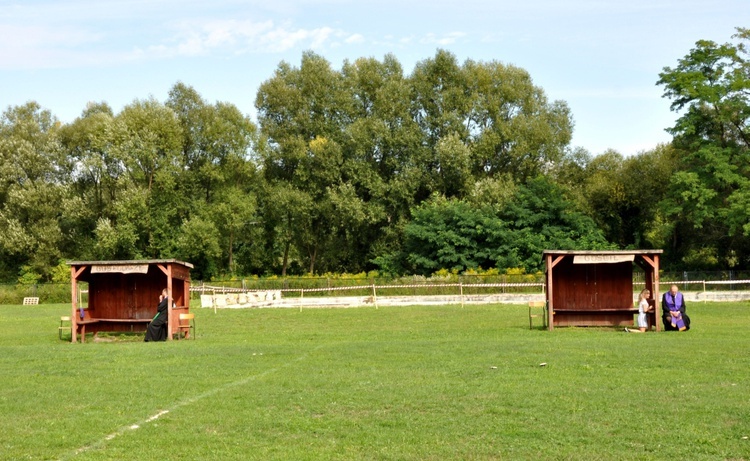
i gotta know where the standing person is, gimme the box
[662,284,690,331]
[625,288,652,333]
[145,288,169,342]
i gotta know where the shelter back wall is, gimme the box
[552,260,633,310]
[87,267,187,320]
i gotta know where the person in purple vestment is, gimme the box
[662,284,689,331]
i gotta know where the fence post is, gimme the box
[300,288,304,312]
[371,282,377,309]
[460,281,464,309]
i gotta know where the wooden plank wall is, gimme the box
[88,270,164,319]
[85,266,187,320]
[552,259,633,310]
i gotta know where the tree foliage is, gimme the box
[256,50,574,275]
[3,39,750,282]
[402,177,612,275]
[656,27,750,268]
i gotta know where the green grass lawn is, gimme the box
[1,302,749,460]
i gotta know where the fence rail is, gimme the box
[2,274,750,305]
[194,279,750,299]
[194,281,546,293]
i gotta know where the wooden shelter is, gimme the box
[542,250,662,331]
[67,260,193,342]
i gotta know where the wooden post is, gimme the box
[372,282,377,309]
[166,265,174,341]
[459,281,464,309]
[70,266,78,343]
[653,254,661,332]
[544,254,564,331]
[546,254,554,331]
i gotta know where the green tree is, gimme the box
[174,216,222,280]
[340,55,423,270]
[256,53,349,274]
[109,98,183,257]
[57,102,122,259]
[403,195,492,274]
[58,102,121,217]
[0,102,77,280]
[166,83,261,276]
[257,50,577,275]
[656,27,750,268]
[463,58,573,180]
[402,178,611,275]
[495,177,613,270]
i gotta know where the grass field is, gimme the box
[1,302,749,460]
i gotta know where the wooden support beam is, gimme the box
[70,266,80,343]
[640,255,656,269]
[72,266,86,280]
[653,254,661,332]
[549,255,565,270]
[546,254,557,331]
[166,265,173,341]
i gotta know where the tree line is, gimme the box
[1,29,749,282]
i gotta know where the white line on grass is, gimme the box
[60,346,322,460]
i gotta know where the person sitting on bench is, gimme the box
[662,284,690,331]
[145,288,169,342]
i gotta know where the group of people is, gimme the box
[146,285,689,339]
[625,284,690,333]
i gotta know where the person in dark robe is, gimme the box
[662,284,690,331]
[145,288,169,342]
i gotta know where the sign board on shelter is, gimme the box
[572,254,635,264]
[90,264,149,274]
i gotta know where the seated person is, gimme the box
[145,288,169,342]
[662,284,690,331]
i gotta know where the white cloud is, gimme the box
[419,32,467,46]
[308,27,335,49]
[134,20,354,58]
[0,10,363,69]
[345,33,365,44]
[0,24,104,69]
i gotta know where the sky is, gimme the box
[0,0,746,156]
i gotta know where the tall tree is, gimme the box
[402,178,611,275]
[0,102,75,280]
[656,27,750,269]
[166,83,261,276]
[256,52,353,274]
[112,98,183,257]
[463,58,573,180]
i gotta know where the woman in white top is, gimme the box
[625,289,651,333]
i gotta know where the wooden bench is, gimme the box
[23,297,39,305]
[552,308,640,327]
[75,318,152,342]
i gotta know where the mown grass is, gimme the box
[1,302,749,460]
